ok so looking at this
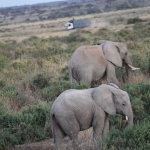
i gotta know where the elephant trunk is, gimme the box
[123,55,140,81]
[126,108,133,127]
[124,55,140,71]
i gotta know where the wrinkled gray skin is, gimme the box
[68,40,135,87]
[50,84,133,150]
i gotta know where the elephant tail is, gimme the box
[50,113,54,138]
[50,113,57,143]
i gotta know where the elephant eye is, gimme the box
[122,103,125,106]
[125,52,127,55]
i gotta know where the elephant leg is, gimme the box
[79,71,92,85]
[53,122,66,150]
[58,116,80,150]
[102,113,109,139]
[71,76,79,87]
[106,61,120,87]
[92,116,105,150]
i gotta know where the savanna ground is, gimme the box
[0,6,150,150]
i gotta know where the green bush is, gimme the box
[123,82,150,123]
[31,74,50,90]
[42,80,73,101]
[104,121,150,150]
[0,80,5,89]
[60,32,87,43]
[0,55,9,69]
[0,98,9,115]
[117,29,135,41]
[1,86,27,109]
[0,103,52,148]
[127,17,143,24]
[131,53,148,72]
[133,23,150,39]
[42,79,90,102]
[11,62,25,70]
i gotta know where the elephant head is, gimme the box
[97,40,140,79]
[92,83,133,126]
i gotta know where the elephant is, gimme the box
[50,83,133,149]
[68,40,140,87]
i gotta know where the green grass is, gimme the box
[0,21,150,149]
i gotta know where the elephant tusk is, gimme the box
[127,64,140,71]
[126,116,128,121]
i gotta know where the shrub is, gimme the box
[60,32,87,43]
[0,55,9,70]
[131,53,148,72]
[104,121,150,150]
[1,86,27,109]
[0,80,5,89]
[0,103,52,148]
[11,62,25,70]
[95,28,118,41]
[42,80,73,101]
[31,74,50,90]
[42,80,90,102]
[0,98,9,115]
[124,82,150,122]
[117,29,135,41]
[127,17,143,24]
[32,45,64,59]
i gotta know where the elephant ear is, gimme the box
[92,84,116,115]
[102,42,122,67]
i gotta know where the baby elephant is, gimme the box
[50,83,133,149]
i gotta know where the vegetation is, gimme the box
[1,0,150,25]
[0,19,150,149]
[127,17,143,24]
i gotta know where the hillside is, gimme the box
[0,0,150,25]
[0,5,150,150]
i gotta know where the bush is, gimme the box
[104,121,150,150]
[0,80,5,89]
[127,17,143,24]
[60,32,87,43]
[95,28,118,41]
[1,86,27,109]
[131,53,148,72]
[117,29,135,41]
[0,55,9,70]
[11,62,25,70]
[124,82,150,122]
[31,74,50,90]
[42,80,73,101]
[0,103,52,148]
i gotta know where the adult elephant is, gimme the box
[50,83,133,150]
[68,40,139,87]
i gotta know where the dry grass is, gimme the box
[0,6,150,42]
[1,6,150,150]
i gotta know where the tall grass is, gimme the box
[0,20,150,149]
